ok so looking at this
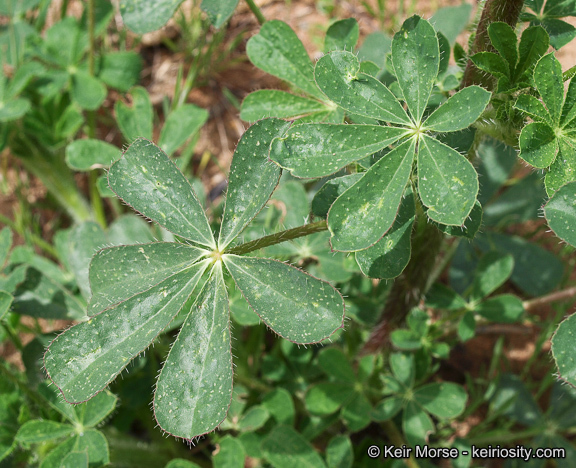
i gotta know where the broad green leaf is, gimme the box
[45,260,209,402]
[314,51,410,124]
[73,430,109,467]
[108,138,215,248]
[39,438,76,468]
[247,20,323,99]
[223,255,344,343]
[270,124,407,178]
[219,119,291,249]
[61,451,88,468]
[262,388,295,425]
[67,221,107,300]
[78,390,117,427]
[357,31,391,68]
[390,329,422,350]
[326,435,353,468]
[475,294,524,323]
[312,174,363,218]
[413,382,467,418]
[114,86,153,141]
[106,214,155,246]
[213,436,244,468]
[490,374,542,426]
[0,227,12,268]
[98,51,141,92]
[0,291,12,320]
[328,138,414,252]
[544,18,576,50]
[470,52,510,78]
[154,264,232,439]
[201,0,238,28]
[425,283,467,310]
[534,53,564,125]
[458,311,476,341]
[0,98,30,121]
[488,22,518,72]
[318,348,355,382]
[70,71,106,111]
[239,406,269,432]
[240,90,326,122]
[371,396,404,421]
[470,252,514,301]
[514,26,549,82]
[545,181,576,247]
[553,312,576,386]
[324,19,359,52]
[429,4,473,44]
[545,138,576,195]
[158,104,208,156]
[355,190,415,279]
[423,86,491,132]
[403,401,434,446]
[417,135,478,225]
[88,243,206,314]
[261,425,327,468]
[16,420,73,443]
[65,139,120,171]
[392,16,439,123]
[515,95,552,126]
[390,352,414,387]
[119,0,184,33]
[341,393,372,431]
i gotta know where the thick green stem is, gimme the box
[226,220,327,255]
[245,0,266,25]
[461,0,524,89]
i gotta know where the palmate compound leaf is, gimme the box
[223,255,345,343]
[44,258,210,403]
[108,138,215,248]
[154,262,233,439]
[327,138,415,252]
[218,118,292,250]
[417,135,478,226]
[269,124,408,178]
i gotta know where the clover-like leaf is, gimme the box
[219,119,291,250]
[417,135,478,225]
[154,262,233,439]
[223,255,344,343]
[392,15,439,124]
[328,138,415,252]
[158,104,209,157]
[44,259,210,402]
[65,139,120,171]
[108,138,216,248]
[270,124,407,178]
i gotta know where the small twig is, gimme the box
[245,0,266,25]
[523,286,576,312]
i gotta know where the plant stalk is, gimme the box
[226,220,327,255]
[245,0,266,25]
[461,0,524,89]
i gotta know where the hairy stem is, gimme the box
[227,220,327,255]
[461,0,524,89]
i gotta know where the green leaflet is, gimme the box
[328,138,415,252]
[417,135,478,226]
[44,260,209,403]
[16,421,73,443]
[114,86,153,141]
[61,452,88,468]
[98,51,142,92]
[88,242,207,315]
[469,252,514,302]
[311,174,364,218]
[488,22,518,72]
[154,263,233,439]
[269,124,407,178]
[213,436,245,468]
[355,191,415,279]
[552,312,576,386]
[108,138,215,248]
[544,181,576,247]
[545,138,576,195]
[240,90,326,122]
[475,294,525,323]
[219,119,291,249]
[518,122,557,168]
[65,139,120,171]
[515,95,554,125]
[314,51,410,124]
[515,26,549,83]
[470,52,509,78]
[261,425,327,468]
[223,255,344,343]
[534,53,564,125]
[324,18,359,52]
[391,15,439,124]
[413,382,467,418]
[246,20,323,100]
[119,0,184,33]
[423,86,491,132]
[403,400,434,446]
[158,104,208,157]
[70,70,106,111]
[0,291,12,320]
[200,0,238,28]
